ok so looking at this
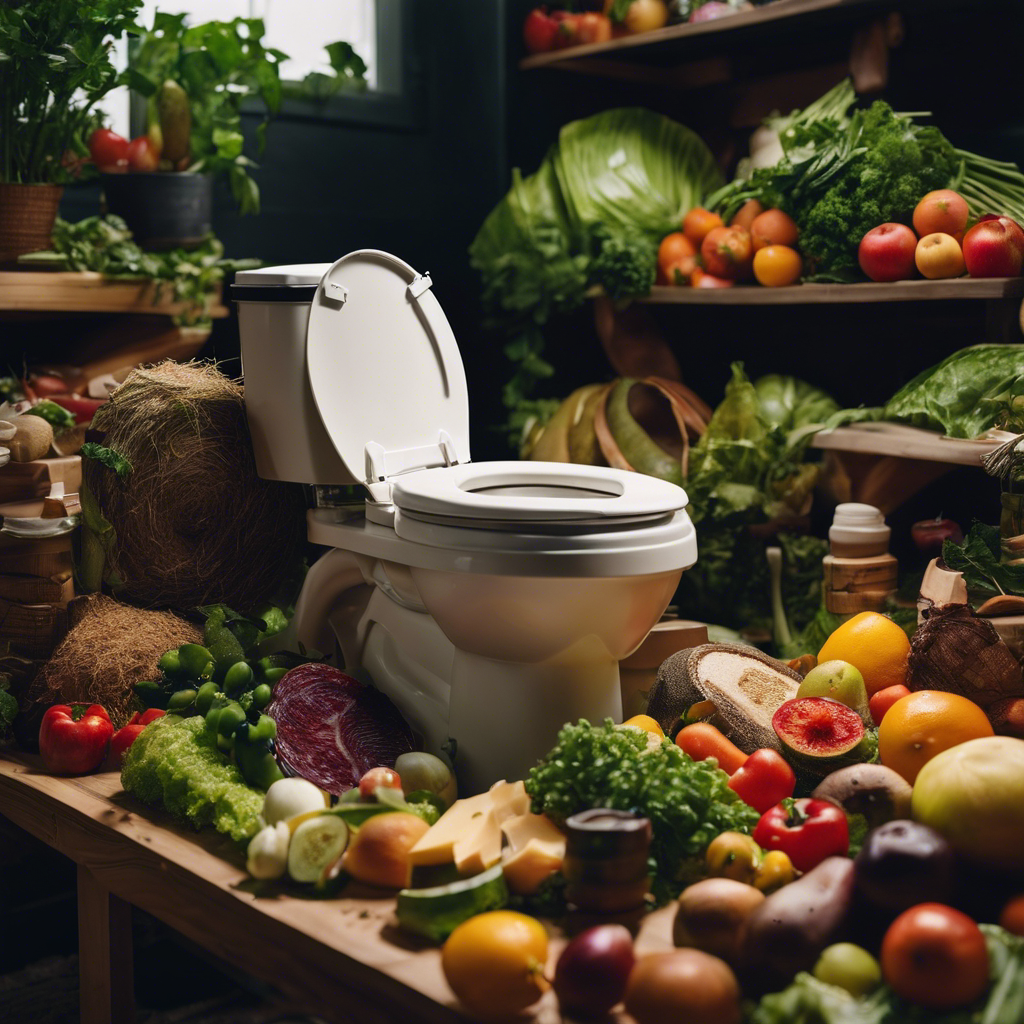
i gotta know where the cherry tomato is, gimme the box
[869,684,911,726]
[880,903,990,1010]
[752,244,802,287]
[88,128,129,171]
[523,8,559,53]
[999,894,1024,936]
[127,135,160,172]
[358,766,402,800]
[727,748,796,813]
[753,798,849,873]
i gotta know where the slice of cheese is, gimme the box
[454,809,503,876]
[488,779,530,823]
[408,791,494,867]
[500,812,566,896]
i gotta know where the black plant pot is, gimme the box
[100,172,214,250]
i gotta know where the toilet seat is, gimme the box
[391,461,686,525]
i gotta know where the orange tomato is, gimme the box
[701,226,753,279]
[683,207,724,247]
[731,199,764,231]
[658,232,697,281]
[752,245,802,287]
[868,684,911,726]
[880,904,990,1010]
[817,611,911,696]
[675,722,748,774]
[750,209,800,251]
[878,690,994,784]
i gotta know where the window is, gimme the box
[103,0,392,138]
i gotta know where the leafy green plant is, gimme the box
[284,41,368,102]
[0,0,141,183]
[127,13,287,213]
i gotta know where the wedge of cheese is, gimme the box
[408,779,531,875]
[500,812,566,896]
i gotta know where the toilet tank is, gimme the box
[233,264,351,485]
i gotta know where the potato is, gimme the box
[8,414,53,462]
[625,950,741,1024]
[673,877,765,965]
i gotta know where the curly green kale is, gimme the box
[121,714,264,844]
[587,226,657,300]
[526,719,759,903]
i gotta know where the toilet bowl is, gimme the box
[234,250,699,791]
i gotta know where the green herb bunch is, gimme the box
[526,719,759,904]
[0,0,142,184]
[127,13,287,214]
[43,215,259,325]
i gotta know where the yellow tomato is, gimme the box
[753,245,802,287]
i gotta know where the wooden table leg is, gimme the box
[77,864,136,1024]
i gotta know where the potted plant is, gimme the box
[96,13,286,249]
[0,0,140,263]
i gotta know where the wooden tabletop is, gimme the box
[0,751,676,1023]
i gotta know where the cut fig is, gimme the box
[772,697,865,767]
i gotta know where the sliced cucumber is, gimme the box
[287,815,350,884]
[396,862,508,943]
[606,377,683,484]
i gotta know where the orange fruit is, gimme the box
[878,690,994,784]
[753,244,803,287]
[442,910,549,1016]
[682,207,724,247]
[658,232,697,282]
[621,714,665,738]
[816,612,911,696]
[750,208,800,251]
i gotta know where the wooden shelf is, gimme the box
[810,422,1008,465]
[630,278,1024,305]
[520,0,964,74]
[0,270,228,318]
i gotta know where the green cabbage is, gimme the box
[881,344,1024,439]
[753,374,840,432]
[553,107,723,246]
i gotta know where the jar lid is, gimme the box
[829,502,890,548]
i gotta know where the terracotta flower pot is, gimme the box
[0,182,63,265]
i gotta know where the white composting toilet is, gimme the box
[234,250,698,792]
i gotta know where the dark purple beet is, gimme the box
[266,664,414,795]
[553,924,635,1018]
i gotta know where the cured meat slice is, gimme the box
[267,664,414,796]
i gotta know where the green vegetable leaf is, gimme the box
[81,441,132,480]
[942,521,1024,603]
[24,400,76,430]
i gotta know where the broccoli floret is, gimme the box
[587,226,657,300]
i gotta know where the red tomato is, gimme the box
[38,704,114,775]
[358,766,402,800]
[88,128,129,171]
[727,749,796,813]
[108,709,166,767]
[753,798,849,873]
[880,904,990,1010]
[691,268,734,288]
[869,684,911,726]
[576,12,613,43]
[523,8,559,52]
[127,135,160,172]
[701,225,753,279]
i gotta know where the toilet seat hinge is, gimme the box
[364,430,461,504]
[406,272,432,301]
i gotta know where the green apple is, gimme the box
[797,659,870,723]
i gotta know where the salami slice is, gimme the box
[267,664,415,796]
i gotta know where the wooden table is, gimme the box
[0,752,675,1023]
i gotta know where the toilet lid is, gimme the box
[306,250,471,490]
[392,461,688,524]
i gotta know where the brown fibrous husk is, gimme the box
[908,602,1024,708]
[83,360,306,611]
[30,595,202,726]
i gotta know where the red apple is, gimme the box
[911,515,963,553]
[859,223,918,282]
[913,190,969,242]
[962,216,1024,277]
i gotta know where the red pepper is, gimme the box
[38,703,114,775]
[753,797,849,873]
[108,708,165,766]
[48,393,106,424]
[727,748,796,813]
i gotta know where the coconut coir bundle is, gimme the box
[908,603,1024,708]
[83,360,306,611]
[31,595,201,726]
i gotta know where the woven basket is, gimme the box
[0,182,63,264]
